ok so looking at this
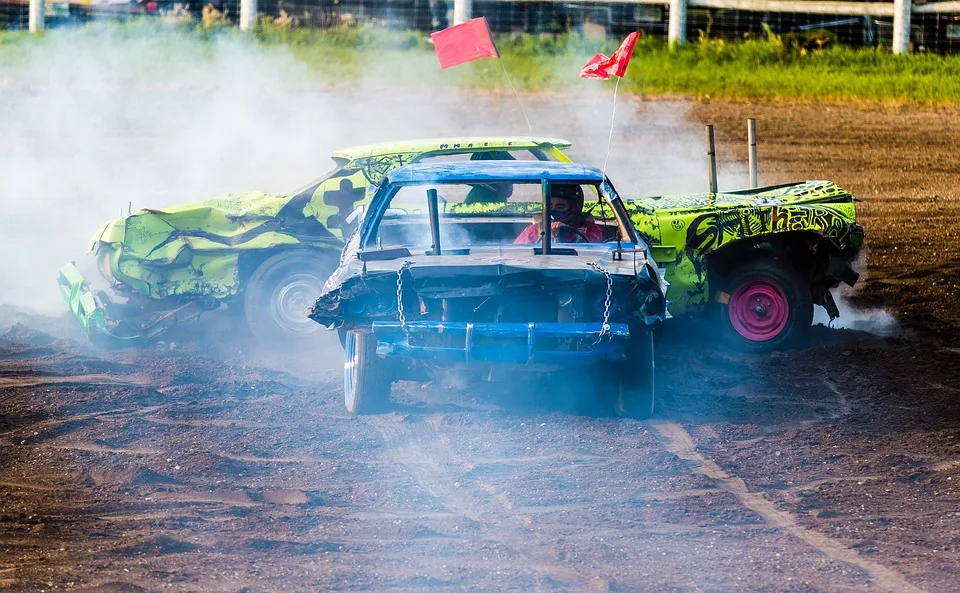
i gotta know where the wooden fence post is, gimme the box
[668,0,688,46]
[453,0,472,25]
[706,125,718,194]
[239,0,257,32]
[29,0,44,33]
[893,0,912,54]
[748,118,758,188]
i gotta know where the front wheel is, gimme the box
[343,330,392,414]
[243,250,337,348]
[604,328,655,419]
[718,259,813,351]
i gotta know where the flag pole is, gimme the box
[498,58,534,134]
[580,32,639,177]
[601,76,621,178]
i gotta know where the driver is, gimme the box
[514,183,603,244]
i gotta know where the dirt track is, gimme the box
[1,96,959,592]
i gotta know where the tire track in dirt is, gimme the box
[651,420,925,593]
[33,442,162,456]
[370,413,608,591]
[0,373,149,389]
[0,405,170,437]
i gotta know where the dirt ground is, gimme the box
[1,96,959,592]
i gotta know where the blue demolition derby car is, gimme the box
[307,161,668,418]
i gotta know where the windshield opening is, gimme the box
[364,181,629,251]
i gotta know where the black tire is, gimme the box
[243,250,337,347]
[718,258,813,351]
[343,329,392,414]
[607,328,655,419]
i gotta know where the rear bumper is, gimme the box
[372,321,631,365]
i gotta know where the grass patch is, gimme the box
[261,23,960,103]
[2,18,959,103]
[623,35,960,102]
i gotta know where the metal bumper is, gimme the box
[372,321,631,365]
[58,262,114,342]
[57,262,202,346]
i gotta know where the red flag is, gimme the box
[431,17,500,70]
[580,32,641,80]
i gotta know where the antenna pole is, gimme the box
[601,76,621,178]
[499,59,533,134]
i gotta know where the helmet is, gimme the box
[550,183,584,225]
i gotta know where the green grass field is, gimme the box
[3,19,960,103]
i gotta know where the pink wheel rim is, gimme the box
[728,280,789,341]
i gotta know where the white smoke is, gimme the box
[813,292,898,336]
[813,251,898,336]
[0,24,707,315]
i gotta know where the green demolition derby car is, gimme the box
[58,136,863,350]
[625,183,862,347]
[58,137,573,347]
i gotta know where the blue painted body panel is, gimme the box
[372,321,631,365]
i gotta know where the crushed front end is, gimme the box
[57,258,207,346]
[310,253,666,371]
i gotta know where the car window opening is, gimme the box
[364,180,627,255]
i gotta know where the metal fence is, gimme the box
[3,0,960,53]
[0,0,27,28]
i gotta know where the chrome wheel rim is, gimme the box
[270,273,325,335]
[343,332,358,408]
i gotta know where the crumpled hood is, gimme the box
[87,191,299,260]
[311,243,668,330]
[323,244,661,296]
[89,191,291,251]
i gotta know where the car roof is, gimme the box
[332,137,572,160]
[386,161,605,185]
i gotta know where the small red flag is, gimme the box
[580,32,641,80]
[431,17,500,70]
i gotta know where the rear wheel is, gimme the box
[343,330,392,414]
[719,259,813,351]
[243,251,337,347]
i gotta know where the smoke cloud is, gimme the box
[0,25,707,315]
[813,252,898,337]
[812,294,898,336]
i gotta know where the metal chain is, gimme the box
[396,261,413,331]
[588,261,613,346]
